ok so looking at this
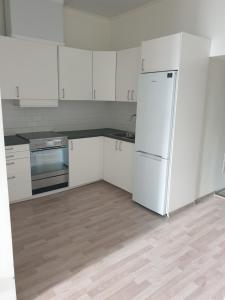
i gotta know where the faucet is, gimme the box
[129,114,136,133]
[129,114,136,122]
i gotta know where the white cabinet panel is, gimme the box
[116,47,140,102]
[58,47,92,101]
[0,36,21,99]
[141,34,181,73]
[103,137,134,193]
[69,137,103,187]
[6,157,32,203]
[93,51,116,101]
[0,36,58,100]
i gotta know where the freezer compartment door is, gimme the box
[133,152,169,215]
[135,71,177,159]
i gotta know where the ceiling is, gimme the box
[64,0,154,18]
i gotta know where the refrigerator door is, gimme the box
[133,152,169,215]
[135,71,177,159]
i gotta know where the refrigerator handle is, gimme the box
[137,151,163,161]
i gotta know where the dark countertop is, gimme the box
[57,128,135,143]
[4,128,135,146]
[4,135,29,147]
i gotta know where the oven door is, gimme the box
[31,147,69,194]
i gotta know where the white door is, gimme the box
[93,51,116,101]
[0,92,17,299]
[58,47,92,101]
[135,72,177,159]
[116,47,140,102]
[69,137,103,187]
[133,152,169,215]
[141,34,181,73]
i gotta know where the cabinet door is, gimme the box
[103,137,119,186]
[93,51,116,101]
[0,36,21,99]
[69,137,103,187]
[116,47,140,102]
[0,37,58,100]
[116,140,134,193]
[103,138,134,193]
[17,40,58,100]
[58,47,92,101]
[7,158,32,203]
[141,34,181,73]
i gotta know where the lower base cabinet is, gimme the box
[6,148,32,203]
[103,137,134,193]
[69,137,103,187]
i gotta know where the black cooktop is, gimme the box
[17,131,67,141]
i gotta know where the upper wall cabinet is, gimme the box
[141,34,181,73]
[0,36,58,100]
[116,47,140,102]
[93,51,117,101]
[58,47,92,101]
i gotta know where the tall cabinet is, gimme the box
[138,33,210,213]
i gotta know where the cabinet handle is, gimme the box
[141,59,145,72]
[115,141,118,151]
[131,90,135,101]
[16,86,20,98]
[127,90,130,101]
[6,155,15,159]
[93,89,96,100]
[62,88,65,99]
[6,147,14,151]
[8,176,16,180]
[70,141,74,151]
[119,141,122,151]
[7,162,15,166]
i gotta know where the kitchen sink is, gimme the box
[110,132,135,141]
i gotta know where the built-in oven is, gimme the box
[18,132,69,195]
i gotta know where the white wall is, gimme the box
[64,6,111,50]
[110,0,225,56]
[199,58,225,197]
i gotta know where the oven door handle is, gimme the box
[31,146,68,152]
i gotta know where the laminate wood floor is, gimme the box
[10,181,225,300]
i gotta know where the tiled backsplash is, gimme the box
[2,100,137,135]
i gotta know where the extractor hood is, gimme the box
[4,0,64,44]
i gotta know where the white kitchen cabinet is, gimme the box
[141,34,181,73]
[93,51,117,101]
[103,137,134,193]
[69,137,103,187]
[58,47,92,101]
[0,36,58,100]
[116,47,140,102]
[6,146,32,203]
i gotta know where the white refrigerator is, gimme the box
[133,71,177,216]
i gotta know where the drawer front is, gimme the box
[5,144,29,153]
[6,151,30,161]
[7,158,32,202]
